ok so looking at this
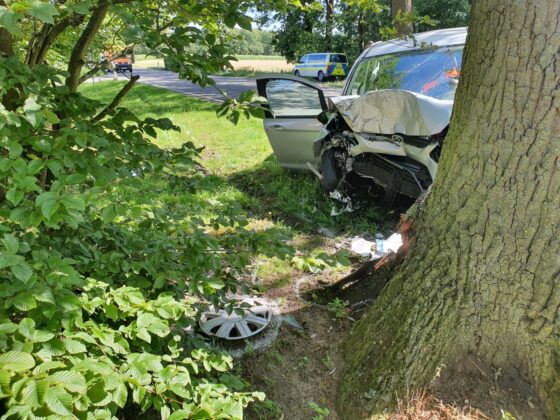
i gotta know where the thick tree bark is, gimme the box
[338,0,560,418]
[391,0,412,35]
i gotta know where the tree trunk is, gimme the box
[325,0,334,50]
[391,0,412,35]
[338,0,560,418]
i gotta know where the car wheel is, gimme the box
[294,70,300,77]
[317,71,325,82]
[320,149,342,192]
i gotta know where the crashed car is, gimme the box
[256,27,467,205]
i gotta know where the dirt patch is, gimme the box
[231,59,292,73]
[431,354,546,419]
[242,305,351,420]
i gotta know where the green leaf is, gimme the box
[6,188,24,205]
[65,173,86,185]
[0,8,21,35]
[21,379,40,407]
[0,251,19,268]
[2,234,19,253]
[0,351,35,372]
[0,369,10,387]
[61,338,86,354]
[33,361,66,375]
[40,198,59,219]
[101,205,117,223]
[113,382,127,408]
[168,409,192,420]
[11,292,36,311]
[237,15,253,31]
[0,321,18,333]
[42,109,59,124]
[205,278,225,290]
[8,141,22,159]
[11,262,32,282]
[44,386,73,416]
[27,0,59,24]
[61,195,85,210]
[18,318,36,339]
[48,370,86,393]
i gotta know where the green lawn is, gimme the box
[80,81,393,287]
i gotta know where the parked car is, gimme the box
[257,27,467,205]
[294,53,348,81]
[113,56,133,73]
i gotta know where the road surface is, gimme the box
[93,68,342,103]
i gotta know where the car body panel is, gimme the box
[256,76,328,170]
[329,90,453,136]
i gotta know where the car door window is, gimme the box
[300,55,308,63]
[265,79,325,117]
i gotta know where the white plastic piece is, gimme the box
[351,237,374,257]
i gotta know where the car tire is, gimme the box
[320,149,342,192]
[317,71,325,82]
[294,70,300,77]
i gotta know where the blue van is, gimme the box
[293,53,348,81]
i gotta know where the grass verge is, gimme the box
[80,81,394,291]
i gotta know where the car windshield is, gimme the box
[345,46,463,100]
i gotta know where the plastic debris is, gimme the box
[281,314,304,330]
[374,233,384,253]
[351,237,375,257]
[351,233,404,259]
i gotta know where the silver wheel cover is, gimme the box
[199,297,272,340]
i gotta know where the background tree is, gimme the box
[391,0,412,34]
[338,0,560,417]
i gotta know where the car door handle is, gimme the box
[269,125,286,131]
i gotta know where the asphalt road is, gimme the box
[94,68,342,103]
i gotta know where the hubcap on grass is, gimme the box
[199,297,273,340]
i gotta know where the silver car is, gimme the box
[256,27,467,204]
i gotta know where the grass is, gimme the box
[80,81,393,290]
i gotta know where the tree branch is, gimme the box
[66,0,110,92]
[91,75,139,123]
[28,13,86,66]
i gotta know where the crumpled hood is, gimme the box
[328,90,453,136]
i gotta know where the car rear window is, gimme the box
[345,46,463,100]
[308,54,327,63]
[330,54,347,63]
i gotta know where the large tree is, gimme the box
[338,0,560,417]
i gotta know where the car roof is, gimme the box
[364,27,467,58]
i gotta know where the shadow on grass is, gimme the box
[228,154,399,236]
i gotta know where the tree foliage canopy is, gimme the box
[264,0,470,64]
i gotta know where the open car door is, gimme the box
[256,76,327,170]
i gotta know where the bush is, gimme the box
[0,57,286,418]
